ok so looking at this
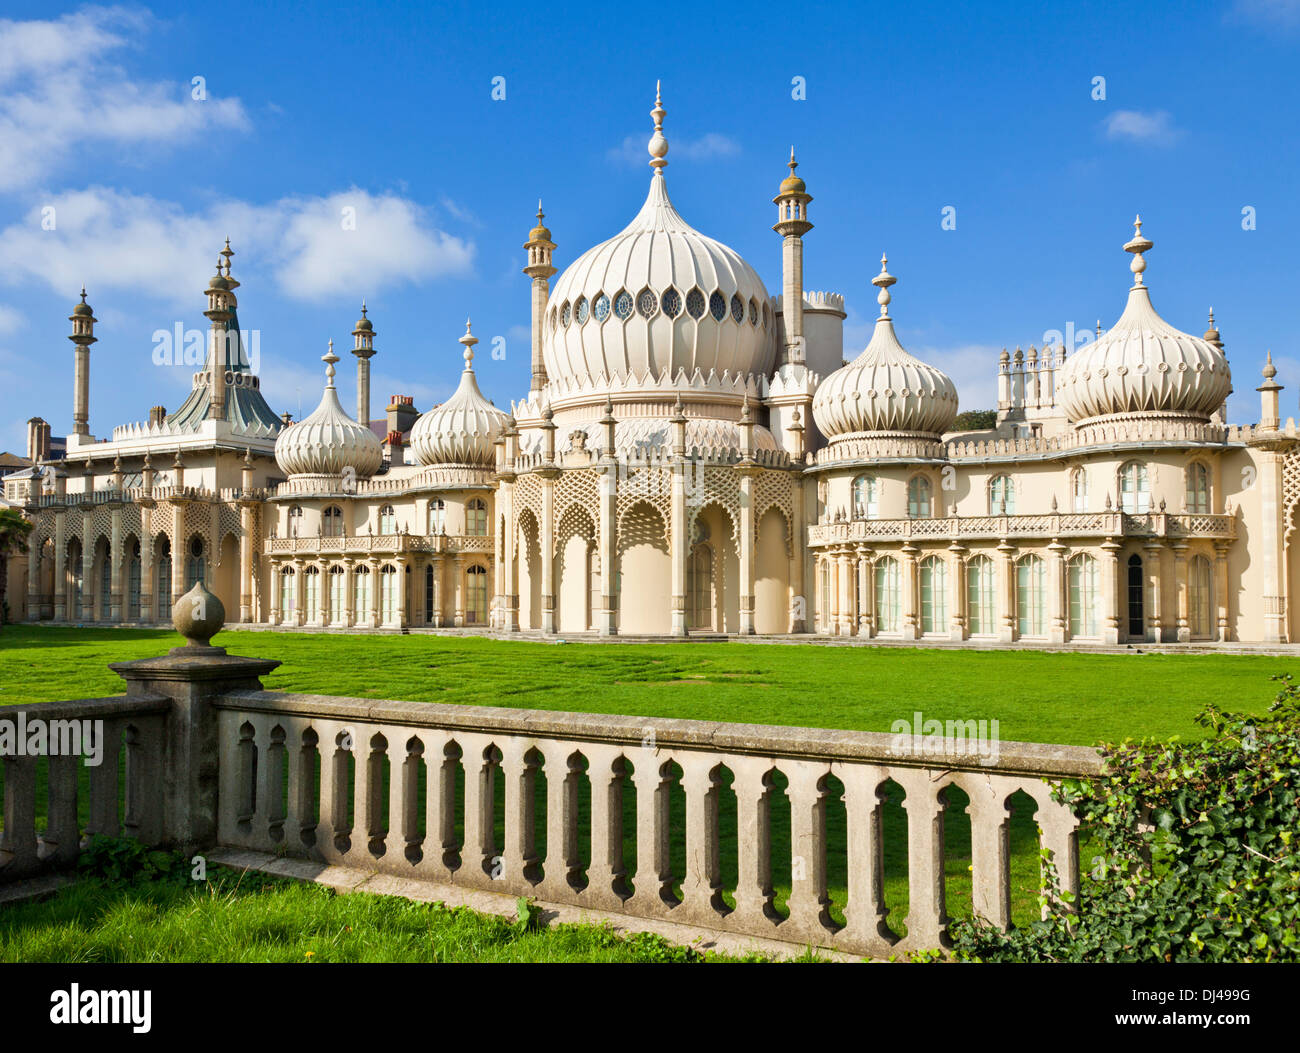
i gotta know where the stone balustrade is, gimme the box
[264,533,493,556]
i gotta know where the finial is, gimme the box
[1124,214,1154,285]
[221,236,233,258]
[872,253,896,318]
[537,198,545,224]
[1263,350,1277,380]
[459,317,478,368]
[648,81,668,171]
[361,299,368,318]
[788,146,797,175]
[740,392,752,422]
[79,285,87,304]
[1096,319,1102,338]
[322,339,338,385]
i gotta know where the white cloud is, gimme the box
[0,7,249,191]
[1230,0,1300,28]
[0,186,475,305]
[1102,109,1179,146]
[607,132,741,166]
[0,305,22,336]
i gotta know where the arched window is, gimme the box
[466,564,489,625]
[156,538,172,620]
[425,564,436,623]
[919,555,948,634]
[1127,553,1145,637]
[818,558,831,631]
[127,540,141,621]
[379,505,396,535]
[1067,554,1099,638]
[429,499,446,535]
[380,564,400,623]
[99,544,112,620]
[1190,555,1213,637]
[303,565,321,622]
[1070,468,1088,513]
[874,557,901,634]
[966,555,995,635]
[288,505,303,537]
[687,544,713,631]
[989,475,1016,515]
[329,565,346,623]
[852,475,877,519]
[1119,461,1150,514]
[279,566,295,617]
[466,498,488,537]
[1185,462,1210,514]
[322,505,344,537]
[354,564,371,619]
[908,475,932,519]
[1016,554,1046,636]
[184,536,206,589]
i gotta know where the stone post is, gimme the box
[997,539,1016,643]
[1048,540,1067,644]
[1144,540,1164,643]
[1172,541,1190,643]
[1100,539,1121,645]
[1214,541,1230,641]
[109,581,279,851]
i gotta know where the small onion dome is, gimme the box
[1203,307,1222,349]
[72,286,93,316]
[274,341,383,477]
[1057,218,1232,425]
[778,148,807,195]
[528,201,552,244]
[410,320,509,467]
[812,255,959,440]
[354,300,373,332]
[207,258,230,291]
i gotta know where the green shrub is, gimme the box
[950,675,1300,962]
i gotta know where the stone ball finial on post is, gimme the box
[171,580,227,655]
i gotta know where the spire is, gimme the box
[873,253,896,319]
[1124,214,1153,286]
[459,317,479,369]
[323,339,338,387]
[648,81,668,172]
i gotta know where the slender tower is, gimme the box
[773,148,813,365]
[523,202,556,399]
[68,287,96,438]
[204,241,237,420]
[352,301,376,427]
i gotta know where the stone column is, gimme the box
[139,514,155,623]
[856,544,871,636]
[1172,542,1190,643]
[948,542,967,641]
[738,466,756,635]
[900,543,919,641]
[790,472,807,632]
[453,554,465,628]
[53,509,67,621]
[368,558,380,627]
[294,559,306,627]
[670,464,687,637]
[1100,539,1121,645]
[109,505,123,622]
[1048,540,1067,644]
[25,528,40,623]
[1214,541,1230,642]
[997,539,1016,643]
[598,462,618,635]
[540,470,556,634]
[1144,540,1164,643]
[170,501,186,612]
[341,559,354,627]
[837,547,854,636]
[430,555,442,628]
[238,503,254,622]
[1258,449,1287,642]
[267,559,281,625]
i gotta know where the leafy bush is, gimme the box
[76,836,193,886]
[951,675,1300,962]
[952,409,997,432]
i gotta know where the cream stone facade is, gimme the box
[9,89,1300,646]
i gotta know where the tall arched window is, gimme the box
[1067,554,1099,638]
[354,564,371,619]
[99,544,112,620]
[989,475,1016,515]
[429,499,446,535]
[1185,462,1210,514]
[425,564,436,623]
[687,544,713,631]
[1190,555,1213,637]
[156,538,172,620]
[466,564,489,625]
[966,555,995,635]
[303,565,321,622]
[127,540,141,620]
[818,558,831,631]
[379,505,397,535]
[466,498,488,537]
[184,536,206,589]
[1119,461,1150,513]
[329,565,346,623]
[852,475,877,519]
[1070,468,1088,513]
[919,556,948,634]
[279,566,295,618]
[874,557,901,634]
[380,564,400,623]
[908,476,932,519]
[1016,554,1046,636]
[288,505,303,537]
[67,539,82,616]
[323,505,344,537]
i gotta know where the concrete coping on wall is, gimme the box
[0,694,170,721]
[217,689,1105,779]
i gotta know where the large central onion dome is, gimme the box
[813,256,959,441]
[1057,218,1231,426]
[410,321,509,466]
[275,342,383,478]
[542,86,774,396]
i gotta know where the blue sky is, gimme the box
[1,0,1298,453]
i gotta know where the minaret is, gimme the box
[1205,308,1231,423]
[1258,352,1282,432]
[773,147,813,365]
[352,301,376,427]
[203,243,236,421]
[523,202,556,399]
[68,287,96,439]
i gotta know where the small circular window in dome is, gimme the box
[709,292,727,321]
[686,288,706,319]
[662,288,682,318]
[614,291,633,320]
[594,294,610,322]
[730,294,744,323]
[637,289,658,318]
[560,301,571,327]
[748,299,758,326]
[575,296,589,324]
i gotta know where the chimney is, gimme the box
[149,405,167,426]
[26,417,51,462]
[386,394,419,437]
[385,429,405,464]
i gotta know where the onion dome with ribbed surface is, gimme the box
[274,342,383,477]
[410,321,509,466]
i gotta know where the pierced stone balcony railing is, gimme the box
[264,533,494,557]
[808,511,1237,547]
